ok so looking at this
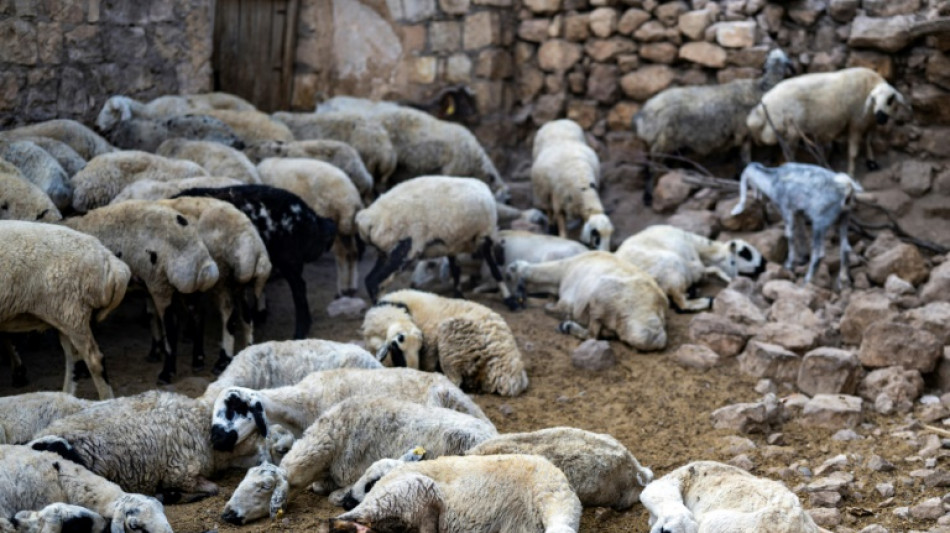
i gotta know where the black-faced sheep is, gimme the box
[615,225,766,312]
[173,185,337,339]
[96,93,256,132]
[641,461,822,533]
[0,166,61,222]
[0,222,130,399]
[157,138,261,184]
[106,115,246,152]
[747,66,908,177]
[0,392,93,445]
[111,176,243,203]
[63,201,220,384]
[507,251,668,351]
[0,140,72,210]
[329,455,581,533]
[355,176,518,309]
[9,503,107,533]
[222,398,497,524]
[0,446,173,533]
[2,120,115,160]
[361,289,528,396]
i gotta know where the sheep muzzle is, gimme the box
[220,509,244,525]
[875,110,889,125]
[211,425,238,451]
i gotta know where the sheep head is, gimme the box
[332,458,405,511]
[363,304,423,369]
[97,96,135,132]
[111,494,173,533]
[727,240,766,279]
[222,463,289,525]
[582,214,614,252]
[867,83,908,126]
[211,387,270,452]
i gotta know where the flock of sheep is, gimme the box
[0,46,910,532]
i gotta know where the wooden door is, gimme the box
[213,0,300,112]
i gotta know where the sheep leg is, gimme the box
[669,290,713,313]
[365,239,412,302]
[481,237,520,311]
[345,235,360,297]
[157,297,180,385]
[555,210,568,239]
[837,212,852,289]
[332,237,349,299]
[702,266,732,284]
[185,293,206,371]
[62,330,114,400]
[782,211,797,271]
[558,320,591,340]
[146,298,166,363]
[847,129,861,177]
[804,226,827,284]
[447,256,463,298]
[2,335,28,387]
[286,269,312,340]
[212,287,236,375]
[862,130,878,172]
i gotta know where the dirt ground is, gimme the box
[0,207,937,532]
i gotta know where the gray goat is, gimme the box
[731,162,863,287]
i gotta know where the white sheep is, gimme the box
[532,119,600,173]
[0,445,172,533]
[209,367,492,453]
[222,397,498,524]
[2,120,115,160]
[9,503,107,533]
[465,427,653,510]
[362,289,528,396]
[70,151,208,212]
[0,392,93,445]
[0,222,130,399]
[1,136,87,177]
[201,339,382,401]
[355,176,519,309]
[331,454,581,533]
[190,109,294,143]
[106,114,246,153]
[0,165,61,222]
[257,157,364,297]
[615,225,766,312]
[641,461,823,533]
[96,92,256,132]
[156,138,261,184]
[747,67,908,177]
[508,251,668,350]
[110,176,243,203]
[0,140,73,210]
[63,201,220,384]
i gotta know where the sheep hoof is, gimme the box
[866,159,880,171]
[11,366,28,387]
[557,321,571,334]
[72,360,91,380]
[503,295,520,311]
[157,371,174,385]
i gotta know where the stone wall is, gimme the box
[0,0,213,128]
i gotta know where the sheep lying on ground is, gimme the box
[0,166,61,222]
[201,339,382,401]
[209,367,492,453]
[615,225,766,312]
[0,140,73,210]
[222,398,497,524]
[194,109,294,143]
[258,158,363,297]
[0,446,173,533]
[362,289,528,396]
[96,93,256,132]
[0,392,93,445]
[111,176,242,203]
[9,502,107,533]
[157,138,261,183]
[356,176,518,309]
[244,139,374,203]
[508,251,668,350]
[174,185,337,339]
[732,162,861,286]
[747,66,907,177]
[64,201,220,384]
[641,461,822,533]
[0,222,130,399]
[2,120,115,160]
[5,136,87,177]
[106,115,246,152]
[465,427,652,510]
[157,196,272,372]
[71,151,208,211]
[329,455,581,533]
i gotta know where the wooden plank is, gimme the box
[281,0,300,110]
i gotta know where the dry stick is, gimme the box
[923,424,950,439]
[642,152,716,178]
[852,199,949,254]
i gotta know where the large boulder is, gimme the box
[799,394,863,429]
[858,366,925,410]
[670,343,721,370]
[848,15,916,53]
[866,242,929,286]
[689,313,749,357]
[903,302,950,344]
[753,322,820,354]
[838,291,898,345]
[797,347,861,396]
[711,393,782,434]
[858,320,942,372]
[921,261,950,303]
[738,341,802,383]
[713,289,766,325]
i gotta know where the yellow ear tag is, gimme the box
[445,97,455,116]
[275,508,285,519]
[413,446,426,456]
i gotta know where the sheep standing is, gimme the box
[615,225,766,312]
[355,176,519,309]
[731,162,862,286]
[174,185,337,339]
[222,398,498,524]
[0,222,130,399]
[0,446,173,533]
[157,138,261,183]
[257,158,364,298]
[106,115,246,152]
[0,140,73,210]
[96,93,256,132]
[1,120,115,160]
[331,455,581,533]
[0,166,61,222]
[641,461,822,533]
[0,392,94,445]
[747,67,907,177]
[63,201,220,384]
[3,136,87,177]
[507,251,668,351]
[362,289,528,396]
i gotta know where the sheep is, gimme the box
[507,251,668,351]
[110,176,243,203]
[209,367,492,453]
[731,162,862,287]
[0,445,173,533]
[258,157,364,298]
[222,398,498,524]
[191,109,294,143]
[63,201,220,384]
[244,139,375,203]
[1,120,115,160]
[495,203,550,232]
[328,454,581,533]
[0,222,130,399]
[615,225,766,312]
[355,176,518,309]
[0,140,73,210]
[641,461,823,533]
[361,289,528,396]
[106,115,246,152]
[532,119,600,173]
[70,151,208,212]
[156,196,273,373]
[173,185,338,339]
[747,66,908,177]
[9,503,107,533]
[202,339,382,401]
[531,125,613,250]
[95,92,256,132]
[30,390,273,500]
[0,166,62,222]
[463,427,653,510]
[3,136,87,177]
[157,138,261,183]
[0,392,94,445]
[271,112,397,184]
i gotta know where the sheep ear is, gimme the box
[270,474,290,517]
[251,402,268,438]
[375,343,390,362]
[729,241,737,253]
[863,91,876,116]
